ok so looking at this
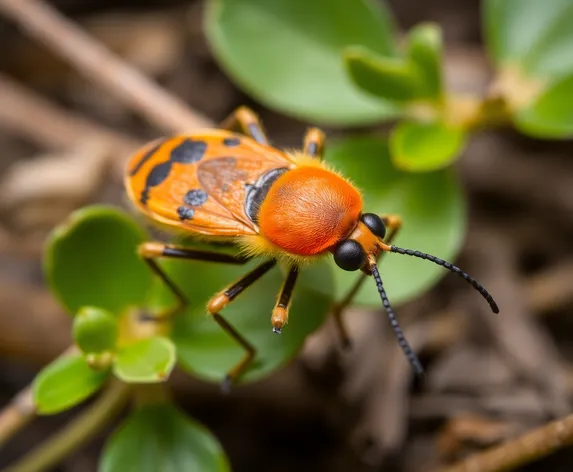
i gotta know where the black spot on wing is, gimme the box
[140,189,150,205]
[145,161,172,188]
[223,137,240,147]
[139,138,206,206]
[140,161,173,204]
[170,139,207,164]
[177,206,195,221]
[129,139,165,176]
[184,189,208,207]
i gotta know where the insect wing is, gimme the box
[125,132,293,236]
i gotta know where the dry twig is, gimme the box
[0,73,138,156]
[436,412,573,472]
[0,386,34,450]
[0,0,211,134]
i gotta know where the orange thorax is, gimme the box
[258,167,362,256]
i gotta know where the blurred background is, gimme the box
[0,0,573,471]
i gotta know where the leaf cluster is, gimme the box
[206,0,573,171]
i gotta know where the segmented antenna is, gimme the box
[390,246,499,314]
[371,264,424,376]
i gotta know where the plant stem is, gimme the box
[436,412,573,472]
[0,0,211,134]
[0,346,78,448]
[5,380,130,472]
[134,383,172,408]
[0,385,34,449]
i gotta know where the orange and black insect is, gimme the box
[125,106,499,389]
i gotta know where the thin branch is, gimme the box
[0,346,77,448]
[0,0,212,134]
[0,73,139,156]
[5,380,130,472]
[436,412,573,472]
[0,386,34,450]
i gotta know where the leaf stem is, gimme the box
[133,383,172,408]
[408,93,513,130]
[5,380,130,472]
[0,346,78,448]
[0,385,35,450]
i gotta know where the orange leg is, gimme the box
[220,105,268,145]
[207,259,277,390]
[138,242,275,390]
[138,242,251,320]
[302,127,326,160]
[271,266,299,333]
[331,215,403,348]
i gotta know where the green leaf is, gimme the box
[45,205,152,314]
[205,0,401,125]
[33,353,109,414]
[152,255,332,384]
[100,404,230,472]
[74,306,119,354]
[406,23,443,99]
[390,121,467,171]
[514,74,573,138]
[113,337,176,383]
[484,0,573,78]
[323,136,466,307]
[344,46,421,102]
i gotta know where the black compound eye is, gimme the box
[334,240,366,271]
[361,213,386,239]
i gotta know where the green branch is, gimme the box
[6,380,130,472]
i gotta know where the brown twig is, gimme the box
[436,412,573,472]
[0,386,34,450]
[0,0,212,134]
[0,73,138,156]
[526,259,573,314]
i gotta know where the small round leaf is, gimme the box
[390,121,467,171]
[323,136,466,307]
[514,74,573,138]
[150,255,332,384]
[484,0,573,137]
[33,352,110,414]
[74,306,119,354]
[100,404,230,472]
[205,0,401,125]
[45,205,152,314]
[484,0,573,78]
[113,336,176,383]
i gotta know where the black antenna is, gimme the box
[371,263,424,376]
[389,246,499,314]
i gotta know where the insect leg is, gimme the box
[207,259,277,390]
[302,127,326,160]
[220,106,269,145]
[331,215,402,348]
[138,242,252,320]
[271,266,299,334]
